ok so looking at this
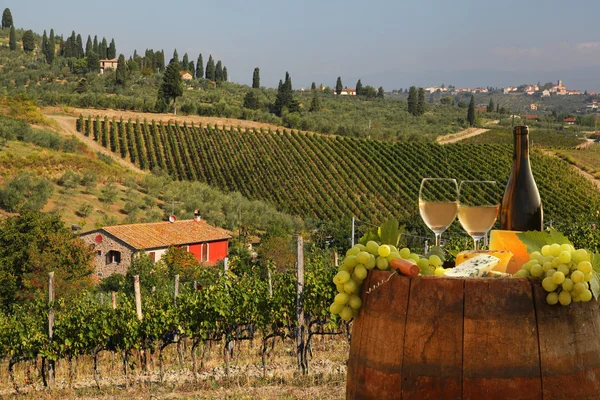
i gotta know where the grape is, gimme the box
[515,269,531,278]
[389,245,398,253]
[349,295,362,309]
[542,277,558,292]
[330,302,344,314]
[336,284,345,293]
[434,267,445,276]
[574,282,588,293]
[376,257,389,271]
[541,245,551,256]
[339,307,354,321]
[367,254,377,270]
[530,264,544,278]
[429,255,443,267]
[334,293,350,305]
[577,261,592,275]
[386,252,400,262]
[585,272,594,282]
[530,251,542,260]
[550,244,561,257]
[333,271,350,285]
[356,252,370,265]
[551,257,562,268]
[523,260,539,271]
[573,249,590,264]
[417,258,430,270]
[562,278,574,292]
[552,271,565,284]
[546,292,559,305]
[408,254,420,263]
[366,241,380,255]
[558,291,572,306]
[542,262,553,272]
[558,251,572,264]
[354,264,368,280]
[546,269,556,277]
[399,248,411,259]
[571,270,585,283]
[560,243,574,253]
[346,247,361,257]
[378,245,391,258]
[580,289,593,302]
[343,255,358,269]
[343,279,358,294]
[557,264,570,276]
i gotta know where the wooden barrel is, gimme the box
[346,270,600,400]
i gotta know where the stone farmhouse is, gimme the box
[80,217,231,278]
[99,58,118,74]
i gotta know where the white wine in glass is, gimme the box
[458,181,500,250]
[418,178,458,247]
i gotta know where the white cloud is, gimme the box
[576,42,600,51]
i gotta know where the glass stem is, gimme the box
[473,237,479,251]
[435,233,441,247]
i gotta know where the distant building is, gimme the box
[541,90,551,97]
[550,80,567,95]
[524,84,539,95]
[425,86,448,94]
[99,58,118,74]
[566,90,583,95]
[530,104,538,110]
[80,217,231,278]
[472,87,489,93]
[180,71,193,80]
[563,117,577,125]
[339,87,357,96]
[503,86,518,94]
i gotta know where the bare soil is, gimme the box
[437,127,490,145]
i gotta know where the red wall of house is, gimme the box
[188,243,202,260]
[209,240,228,263]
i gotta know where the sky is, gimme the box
[5,0,600,91]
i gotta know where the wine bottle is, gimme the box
[500,125,543,231]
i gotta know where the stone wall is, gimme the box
[80,231,135,278]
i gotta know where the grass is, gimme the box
[555,145,600,178]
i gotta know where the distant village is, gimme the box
[420,80,594,97]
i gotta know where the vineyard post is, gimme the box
[111,291,117,309]
[193,280,198,290]
[224,257,229,272]
[334,251,339,267]
[296,236,308,373]
[174,274,180,304]
[268,267,273,297]
[351,216,355,247]
[48,271,55,386]
[134,275,142,321]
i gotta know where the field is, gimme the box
[461,127,586,148]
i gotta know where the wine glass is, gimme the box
[419,178,459,247]
[458,180,500,250]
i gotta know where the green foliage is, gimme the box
[196,54,203,80]
[356,79,363,96]
[159,62,183,113]
[2,8,13,28]
[126,252,166,294]
[309,90,320,112]
[335,77,343,95]
[467,95,476,126]
[100,182,118,204]
[215,60,223,82]
[205,55,215,81]
[107,38,116,59]
[407,86,418,116]
[87,51,100,73]
[115,54,127,86]
[9,25,16,51]
[58,169,81,188]
[252,67,260,89]
[416,88,425,115]
[22,30,35,52]
[76,202,94,217]
[0,172,54,213]
[243,89,261,110]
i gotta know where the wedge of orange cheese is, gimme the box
[455,249,515,273]
[489,230,529,274]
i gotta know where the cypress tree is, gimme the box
[107,38,116,59]
[93,35,98,54]
[22,30,35,52]
[159,62,184,115]
[46,29,55,64]
[85,35,92,56]
[215,60,223,82]
[76,34,84,58]
[309,90,320,112]
[100,37,108,59]
[87,51,100,72]
[171,49,179,64]
[311,82,316,91]
[2,8,13,29]
[223,67,228,82]
[467,95,476,126]
[377,86,385,99]
[407,86,418,116]
[182,53,189,71]
[417,88,425,115]
[252,67,260,88]
[116,54,127,86]
[205,55,215,80]
[356,79,363,96]
[487,98,495,113]
[41,31,48,58]
[188,61,195,77]
[196,54,203,79]
[156,50,165,72]
[335,77,343,95]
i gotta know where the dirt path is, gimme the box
[437,127,490,145]
[540,148,600,190]
[47,113,145,174]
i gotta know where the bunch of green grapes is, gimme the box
[515,244,594,306]
[329,241,444,320]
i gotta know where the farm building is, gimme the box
[80,216,231,278]
[180,71,193,80]
[99,58,118,74]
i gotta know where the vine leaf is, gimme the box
[516,230,571,254]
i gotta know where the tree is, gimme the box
[377,86,385,99]
[243,89,261,110]
[407,86,418,116]
[188,60,195,77]
[215,60,223,82]
[311,82,316,91]
[171,48,179,64]
[159,61,183,115]
[99,37,108,59]
[0,172,54,213]
[87,51,100,73]
[22,30,35,52]
[223,67,228,82]
[417,88,425,115]
[252,67,260,88]
[107,38,116,59]
[9,25,16,51]
[41,30,48,57]
[487,98,495,113]
[356,79,363,96]
[93,35,98,54]
[76,34,84,58]
[273,72,296,116]
[85,35,92,56]
[1,8,12,29]
[182,53,189,71]
[196,54,204,79]
[309,90,320,112]
[46,29,55,64]
[335,77,343,95]
[116,54,127,86]
[467,95,476,126]
[205,55,215,80]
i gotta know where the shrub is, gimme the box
[0,172,54,212]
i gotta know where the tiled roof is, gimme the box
[100,219,231,250]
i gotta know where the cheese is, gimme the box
[481,270,511,278]
[489,230,529,274]
[444,254,500,277]
[456,249,515,273]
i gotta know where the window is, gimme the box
[149,252,156,262]
[201,243,209,262]
[98,272,104,278]
[97,250,102,257]
[106,250,121,264]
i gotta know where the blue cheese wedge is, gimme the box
[481,270,511,278]
[444,254,500,277]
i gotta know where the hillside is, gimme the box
[72,113,600,232]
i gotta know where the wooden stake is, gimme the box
[296,236,307,373]
[48,272,55,386]
[111,291,117,310]
[134,275,142,321]
[174,274,180,304]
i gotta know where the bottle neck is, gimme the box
[513,133,530,163]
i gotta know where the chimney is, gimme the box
[194,209,201,222]
[71,224,80,233]
[168,215,177,223]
